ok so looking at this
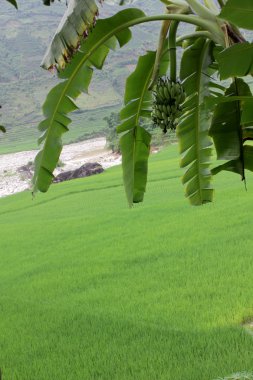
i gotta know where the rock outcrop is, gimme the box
[17,162,34,179]
[53,162,104,183]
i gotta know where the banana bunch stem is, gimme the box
[149,8,171,91]
[169,20,179,83]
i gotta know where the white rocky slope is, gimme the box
[0,138,121,198]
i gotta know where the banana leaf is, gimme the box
[217,43,253,80]
[178,38,214,205]
[118,48,169,205]
[42,0,100,70]
[210,78,252,180]
[219,0,253,30]
[33,9,145,193]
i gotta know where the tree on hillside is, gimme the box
[7,0,253,207]
[104,112,121,153]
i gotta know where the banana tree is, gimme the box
[32,0,253,206]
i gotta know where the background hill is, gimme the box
[0,0,172,153]
[3,1,250,155]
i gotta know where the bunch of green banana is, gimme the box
[152,77,186,133]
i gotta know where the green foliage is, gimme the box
[120,127,151,205]
[217,43,253,80]
[104,112,121,153]
[178,38,214,205]
[105,112,170,155]
[33,8,145,193]
[118,51,166,134]
[33,0,253,207]
[117,49,169,205]
[209,79,252,179]
[220,0,253,30]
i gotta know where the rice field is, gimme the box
[0,145,253,379]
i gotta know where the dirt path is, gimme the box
[0,137,121,198]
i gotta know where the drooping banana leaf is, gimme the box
[118,50,169,134]
[33,8,145,193]
[205,93,253,141]
[42,0,101,70]
[211,159,241,176]
[117,49,169,206]
[217,43,253,80]
[120,127,151,205]
[212,145,253,175]
[205,92,253,138]
[178,38,214,205]
[41,0,141,70]
[209,78,252,179]
[209,80,249,160]
[219,0,253,30]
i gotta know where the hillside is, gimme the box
[1,2,252,155]
[1,146,253,379]
[0,0,169,153]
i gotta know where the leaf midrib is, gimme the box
[195,40,211,202]
[135,64,154,125]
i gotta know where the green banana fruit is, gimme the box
[152,76,185,133]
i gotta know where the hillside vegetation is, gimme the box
[0,0,167,153]
[0,145,253,379]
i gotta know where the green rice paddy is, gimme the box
[0,145,253,379]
